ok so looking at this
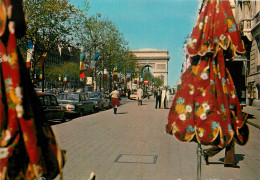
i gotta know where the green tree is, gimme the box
[153,77,164,87]
[45,62,80,88]
[18,0,84,75]
[144,71,153,82]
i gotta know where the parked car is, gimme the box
[87,92,111,110]
[37,92,66,122]
[57,92,96,117]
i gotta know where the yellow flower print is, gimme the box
[197,128,205,137]
[227,19,233,29]
[23,132,29,143]
[172,122,179,134]
[200,87,206,97]
[223,84,228,94]
[189,84,194,95]
[9,88,20,105]
[10,52,17,65]
[196,106,205,116]
[201,45,208,52]
[175,104,186,114]
[0,130,11,146]
[192,66,199,75]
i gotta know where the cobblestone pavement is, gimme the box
[53,96,260,180]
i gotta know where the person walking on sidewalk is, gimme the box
[110,86,120,114]
[165,87,170,108]
[161,87,166,109]
[137,87,143,105]
[155,88,162,109]
[203,140,239,168]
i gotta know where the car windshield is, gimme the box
[88,92,101,98]
[66,94,79,101]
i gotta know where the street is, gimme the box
[53,96,260,180]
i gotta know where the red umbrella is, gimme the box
[166,0,249,178]
[167,0,248,147]
[0,1,65,179]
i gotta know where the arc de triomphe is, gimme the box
[129,49,170,87]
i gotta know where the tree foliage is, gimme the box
[153,77,164,87]
[45,62,79,84]
[19,0,139,90]
[18,0,83,70]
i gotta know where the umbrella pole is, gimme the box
[197,143,202,180]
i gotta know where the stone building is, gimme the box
[232,0,260,106]
[129,49,170,88]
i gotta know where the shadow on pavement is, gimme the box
[208,162,224,165]
[117,112,128,114]
[218,154,245,164]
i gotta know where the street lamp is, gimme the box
[99,72,102,92]
[68,44,72,62]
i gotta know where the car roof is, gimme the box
[36,92,55,96]
[59,92,84,94]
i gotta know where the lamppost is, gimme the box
[68,44,72,60]
[99,72,102,92]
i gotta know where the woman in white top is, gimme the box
[165,87,170,108]
[110,86,120,114]
[161,87,166,109]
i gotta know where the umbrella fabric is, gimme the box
[0,1,65,179]
[166,0,248,148]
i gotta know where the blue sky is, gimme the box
[71,0,200,87]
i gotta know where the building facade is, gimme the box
[232,0,260,106]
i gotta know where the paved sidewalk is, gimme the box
[243,105,260,129]
[53,97,260,180]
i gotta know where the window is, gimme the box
[57,94,64,100]
[50,96,58,106]
[67,94,79,101]
[39,96,44,105]
[80,94,85,101]
[43,96,51,106]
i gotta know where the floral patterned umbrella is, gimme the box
[166,0,248,148]
[0,0,65,179]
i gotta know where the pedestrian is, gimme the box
[137,86,143,105]
[155,88,162,109]
[203,140,238,168]
[165,87,170,108]
[154,88,157,98]
[110,86,120,114]
[161,87,166,109]
[127,89,131,99]
[0,1,65,179]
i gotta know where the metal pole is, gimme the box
[197,143,202,180]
